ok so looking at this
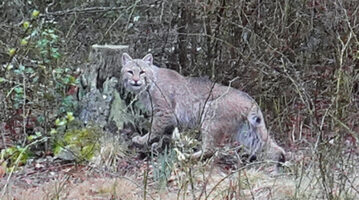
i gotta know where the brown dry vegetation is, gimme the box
[1,0,359,199]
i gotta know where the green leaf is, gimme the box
[5,147,16,155]
[55,68,63,74]
[20,39,28,46]
[25,67,35,74]
[35,132,42,137]
[5,64,13,70]
[8,48,16,56]
[14,87,23,94]
[55,118,67,126]
[32,10,40,18]
[66,112,75,122]
[50,128,57,135]
[81,145,96,160]
[68,76,77,85]
[32,76,39,83]
[31,29,38,37]
[52,51,61,59]
[27,135,36,141]
[53,144,63,155]
[23,21,30,29]
[19,65,25,71]
[6,166,15,173]
[37,115,44,123]
[50,33,58,40]
[64,132,78,144]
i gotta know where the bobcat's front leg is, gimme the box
[132,133,150,145]
[131,129,160,145]
[132,109,176,146]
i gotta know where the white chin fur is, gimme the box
[129,85,144,92]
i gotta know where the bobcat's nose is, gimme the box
[131,80,142,87]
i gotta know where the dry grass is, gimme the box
[2,149,358,200]
[4,177,142,200]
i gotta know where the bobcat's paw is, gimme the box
[151,142,159,150]
[132,135,147,145]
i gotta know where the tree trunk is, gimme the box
[78,44,130,132]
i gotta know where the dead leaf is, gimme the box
[0,165,5,178]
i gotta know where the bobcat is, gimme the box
[120,53,285,164]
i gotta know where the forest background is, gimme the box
[0,0,358,199]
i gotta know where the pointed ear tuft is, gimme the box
[142,54,153,66]
[122,53,132,66]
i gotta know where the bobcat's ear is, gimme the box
[122,53,132,66]
[142,54,153,66]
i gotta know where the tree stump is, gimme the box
[78,44,130,131]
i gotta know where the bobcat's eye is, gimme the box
[127,70,133,75]
[139,70,145,75]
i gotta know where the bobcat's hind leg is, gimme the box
[191,120,224,160]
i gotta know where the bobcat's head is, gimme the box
[121,53,154,93]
